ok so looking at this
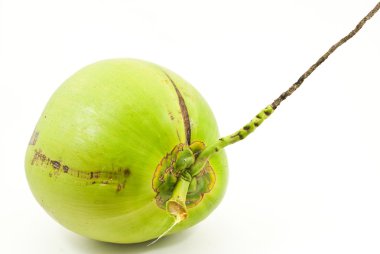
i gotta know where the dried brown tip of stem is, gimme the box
[147,201,187,246]
[167,200,188,221]
[271,2,380,110]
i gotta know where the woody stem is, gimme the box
[189,2,380,177]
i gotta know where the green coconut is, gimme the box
[25,3,379,244]
[25,59,228,243]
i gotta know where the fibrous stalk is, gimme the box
[189,1,380,175]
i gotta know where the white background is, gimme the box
[1,0,380,253]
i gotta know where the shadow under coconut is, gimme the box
[66,229,195,253]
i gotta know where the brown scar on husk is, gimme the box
[29,130,39,146]
[163,71,191,145]
[31,149,131,192]
[168,111,175,121]
[51,160,61,169]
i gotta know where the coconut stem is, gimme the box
[166,173,191,221]
[190,106,273,176]
[189,2,380,177]
[272,1,380,110]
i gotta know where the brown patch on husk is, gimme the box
[30,149,130,192]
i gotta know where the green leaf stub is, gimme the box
[152,141,216,209]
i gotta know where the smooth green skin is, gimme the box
[25,59,228,244]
